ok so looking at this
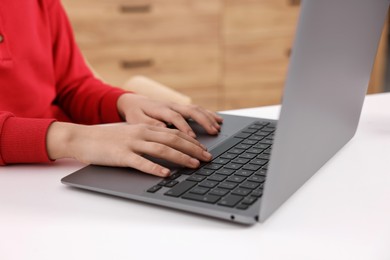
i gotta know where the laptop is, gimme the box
[61,0,389,224]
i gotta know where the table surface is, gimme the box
[1,93,390,260]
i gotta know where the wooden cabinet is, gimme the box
[62,0,387,111]
[62,0,223,111]
[222,0,300,109]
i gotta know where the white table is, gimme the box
[1,93,390,260]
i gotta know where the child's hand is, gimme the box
[46,122,212,177]
[116,94,223,138]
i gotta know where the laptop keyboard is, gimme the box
[146,120,275,210]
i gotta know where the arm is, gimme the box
[0,111,55,165]
[48,0,126,124]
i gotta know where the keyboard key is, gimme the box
[187,175,206,182]
[167,173,181,180]
[235,144,251,150]
[232,158,250,164]
[253,131,268,137]
[250,159,268,166]
[248,135,263,141]
[236,204,249,210]
[158,180,171,186]
[255,169,267,176]
[235,169,254,177]
[256,154,270,160]
[264,148,272,154]
[241,139,258,145]
[189,187,209,195]
[248,124,263,130]
[194,169,214,176]
[213,158,230,165]
[147,185,162,193]
[224,163,242,170]
[216,168,235,176]
[180,168,196,175]
[251,190,263,198]
[218,182,238,190]
[235,132,252,139]
[207,174,227,182]
[218,195,243,207]
[242,164,262,171]
[259,139,273,145]
[165,180,179,187]
[204,163,223,171]
[231,188,252,196]
[262,127,275,132]
[241,197,258,205]
[242,128,257,134]
[247,148,263,154]
[227,175,246,183]
[219,153,238,160]
[209,188,229,196]
[228,148,245,154]
[182,193,221,204]
[199,180,218,188]
[239,153,257,159]
[248,175,266,183]
[165,181,196,197]
[240,181,260,190]
[253,144,270,150]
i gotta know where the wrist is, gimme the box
[46,122,79,160]
[117,93,134,120]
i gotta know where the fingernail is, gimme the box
[200,144,207,150]
[190,158,200,167]
[188,130,196,138]
[161,168,170,176]
[203,151,212,160]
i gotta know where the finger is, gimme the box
[126,113,165,128]
[147,108,196,138]
[207,110,224,124]
[127,153,171,177]
[138,142,208,169]
[143,129,212,161]
[170,104,220,135]
[146,126,207,150]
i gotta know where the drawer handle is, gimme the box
[120,59,154,69]
[119,5,152,13]
[288,0,301,6]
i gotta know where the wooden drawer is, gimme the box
[223,35,293,109]
[62,0,221,45]
[224,83,284,109]
[222,0,299,109]
[82,43,221,91]
[224,0,300,42]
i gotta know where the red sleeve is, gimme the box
[48,0,128,125]
[0,111,55,165]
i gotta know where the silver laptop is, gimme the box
[61,0,389,224]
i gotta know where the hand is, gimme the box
[116,94,223,138]
[46,122,212,177]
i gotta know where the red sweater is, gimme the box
[0,0,127,165]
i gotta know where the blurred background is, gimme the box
[62,0,389,111]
